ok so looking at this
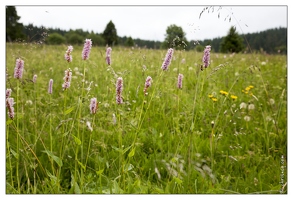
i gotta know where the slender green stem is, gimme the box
[16,80,20,193]
[6,124,14,189]
[33,81,37,194]
[49,94,55,174]
[210,125,215,171]
[85,115,95,171]
[60,89,67,157]
[75,61,86,192]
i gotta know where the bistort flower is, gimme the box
[177,73,183,89]
[89,97,98,114]
[116,77,123,104]
[106,47,112,65]
[6,97,15,119]
[161,48,174,70]
[202,45,211,68]
[144,76,152,95]
[48,79,53,94]
[62,68,72,90]
[82,39,92,60]
[33,74,37,83]
[14,58,24,79]
[65,45,73,62]
[6,89,12,99]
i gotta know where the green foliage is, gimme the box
[125,37,134,47]
[161,24,188,50]
[46,33,66,45]
[102,20,119,46]
[65,32,84,45]
[6,6,25,42]
[5,43,287,194]
[220,26,244,53]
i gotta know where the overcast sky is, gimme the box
[15,5,287,42]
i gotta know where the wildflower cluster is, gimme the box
[64,45,73,62]
[242,85,254,95]
[219,90,229,96]
[208,94,218,102]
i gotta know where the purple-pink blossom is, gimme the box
[14,58,24,79]
[116,77,123,104]
[65,45,73,62]
[177,73,183,89]
[144,76,152,95]
[6,97,15,119]
[48,79,53,94]
[82,39,92,60]
[33,74,37,83]
[62,68,72,90]
[161,48,174,71]
[90,97,98,114]
[106,47,112,65]
[6,89,12,99]
[202,45,211,68]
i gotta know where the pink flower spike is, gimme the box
[6,89,12,99]
[106,47,112,65]
[202,45,211,68]
[33,74,37,83]
[62,68,72,90]
[90,97,98,114]
[65,45,73,62]
[144,76,152,95]
[161,48,174,71]
[14,58,24,79]
[106,47,112,57]
[6,97,15,119]
[48,79,53,94]
[116,77,123,104]
[177,73,183,89]
[82,39,92,60]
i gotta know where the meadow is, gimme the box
[5,42,287,194]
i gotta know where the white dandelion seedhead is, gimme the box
[244,116,251,122]
[248,104,255,110]
[240,102,247,109]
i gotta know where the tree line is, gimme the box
[6,6,287,54]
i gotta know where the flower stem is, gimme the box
[16,80,20,193]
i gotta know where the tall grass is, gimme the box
[5,42,287,194]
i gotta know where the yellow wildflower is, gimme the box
[212,98,218,102]
[208,94,213,98]
[220,90,228,96]
[249,85,254,89]
[231,95,238,100]
[245,87,251,91]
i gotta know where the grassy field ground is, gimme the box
[5,43,287,194]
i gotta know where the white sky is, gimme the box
[15,5,287,41]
